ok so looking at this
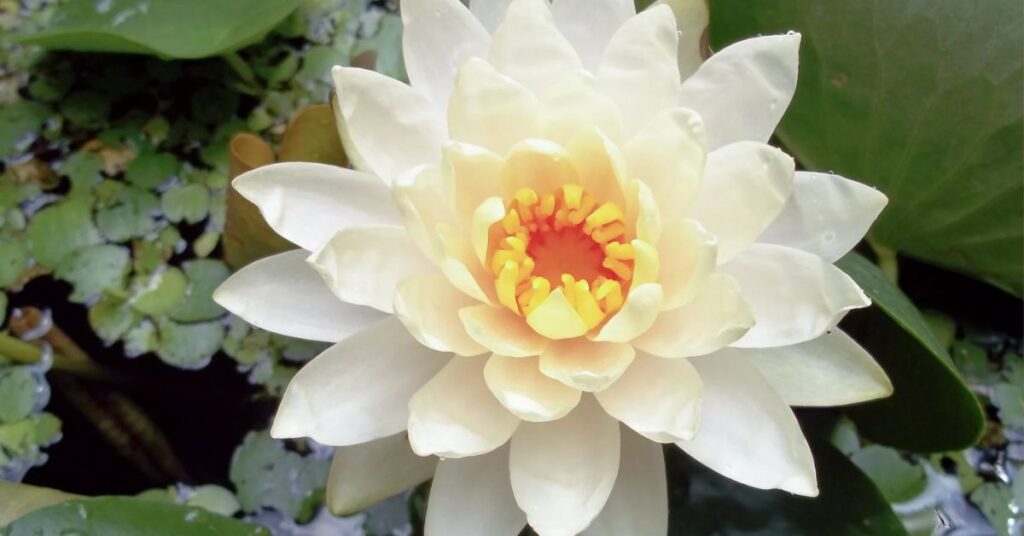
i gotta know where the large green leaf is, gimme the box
[670,437,905,535]
[709,0,1024,295]
[837,253,984,452]
[1,495,269,535]
[16,0,301,59]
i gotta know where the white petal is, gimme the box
[471,197,506,265]
[551,0,635,70]
[598,5,680,136]
[333,67,444,183]
[442,142,504,228]
[437,223,498,304]
[678,33,801,150]
[624,108,706,217]
[541,71,625,146]
[403,0,490,110]
[627,179,662,244]
[470,0,514,33]
[489,0,582,96]
[392,164,453,263]
[213,250,385,343]
[759,171,888,263]
[592,283,663,343]
[460,304,549,357]
[232,162,400,252]
[448,58,542,156]
[596,354,702,442]
[540,339,635,392]
[634,273,754,358]
[510,397,620,536]
[426,444,526,535]
[565,127,628,207]
[654,0,709,79]
[408,357,520,458]
[395,274,487,356]
[677,352,818,496]
[271,317,450,445]
[308,225,434,314]
[583,427,668,536]
[722,244,870,348]
[690,141,795,264]
[326,433,436,516]
[501,139,580,197]
[742,328,893,407]
[658,218,716,310]
[485,354,582,422]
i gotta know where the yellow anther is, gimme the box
[522,277,551,315]
[491,249,525,274]
[585,202,625,230]
[514,188,539,207]
[502,209,522,234]
[560,274,577,307]
[602,281,624,312]
[592,222,626,244]
[538,194,556,218]
[567,196,594,225]
[505,236,526,251]
[603,257,633,281]
[519,257,536,281]
[573,280,605,329]
[595,279,619,300]
[605,242,635,261]
[562,184,583,209]
[497,261,521,313]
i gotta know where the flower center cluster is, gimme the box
[488,184,634,329]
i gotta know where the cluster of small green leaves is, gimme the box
[0,0,403,529]
[838,325,1023,536]
[0,354,59,484]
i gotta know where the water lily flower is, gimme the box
[213,0,894,533]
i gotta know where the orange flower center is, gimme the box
[488,184,634,329]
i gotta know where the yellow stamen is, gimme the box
[487,182,642,331]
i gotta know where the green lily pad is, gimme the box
[0,239,28,288]
[161,183,210,224]
[0,368,37,424]
[970,483,1016,536]
[15,0,301,60]
[60,90,112,129]
[26,195,102,270]
[849,445,926,503]
[0,413,61,458]
[155,319,223,369]
[122,319,157,357]
[54,244,131,303]
[168,259,230,323]
[3,496,269,536]
[838,253,985,452]
[710,0,1024,295]
[0,101,50,159]
[129,266,187,317]
[88,295,138,343]
[95,186,160,242]
[185,485,240,518]
[229,432,329,522]
[125,151,180,189]
[59,150,104,195]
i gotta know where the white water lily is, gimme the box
[213,0,894,533]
